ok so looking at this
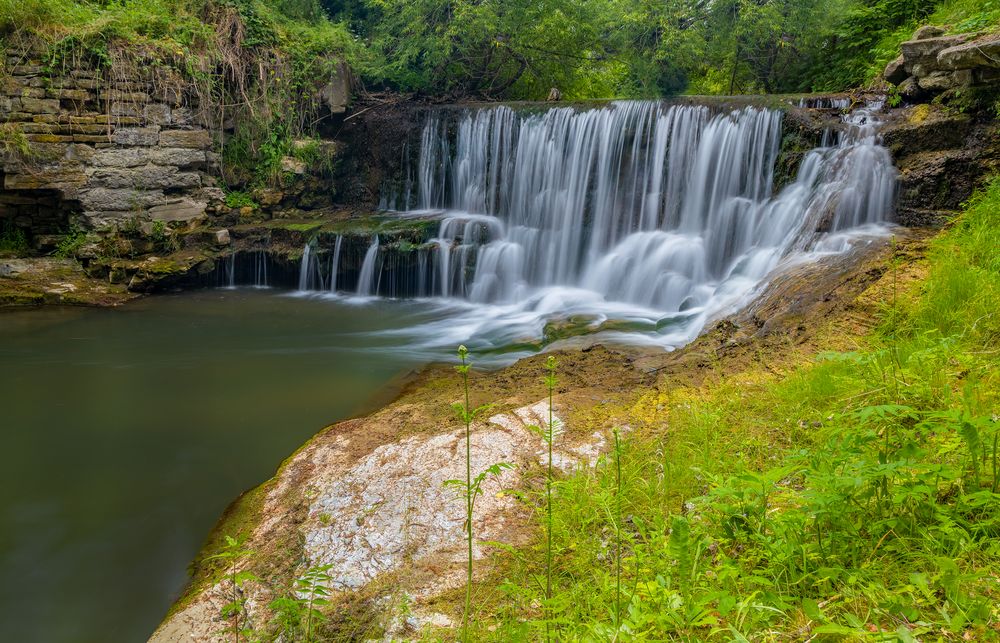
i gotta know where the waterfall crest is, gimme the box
[288,99,896,356]
[376,101,895,313]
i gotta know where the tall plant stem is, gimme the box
[459,346,473,642]
[545,357,556,642]
[614,428,622,636]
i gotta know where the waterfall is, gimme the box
[329,235,343,293]
[390,100,895,319]
[356,235,380,296]
[297,241,324,291]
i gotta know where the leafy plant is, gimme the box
[206,535,258,643]
[268,563,333,642]
[0,220,29,255]
[445,344,511,641]
[53,225,86,258]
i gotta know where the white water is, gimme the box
[299,100,896,360]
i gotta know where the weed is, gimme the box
[206,535,257,643]
[53,225,86,258]
[445,344,511,641]
[268,563,333,642]
[224,190,258,210]
[0,220,29,255]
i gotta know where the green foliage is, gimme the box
[484,178,1000,639]
[268,564,334,642]
[53,225,87,258]
[0,123,32,160]
[207,535,258,642]
[0,220,29,255]
[224,190,258,209]
[447,344,513,640]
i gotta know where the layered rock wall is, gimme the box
[1,44,222,235]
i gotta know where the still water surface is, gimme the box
[0,290,440,642]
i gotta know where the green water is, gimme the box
[0,290,432,642]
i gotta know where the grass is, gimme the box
[461,177,1000,640]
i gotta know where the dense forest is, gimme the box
[3,0,999,101]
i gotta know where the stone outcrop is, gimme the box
[883,26,1000,101]
[881,104,1000,227]
[0,45,223,234]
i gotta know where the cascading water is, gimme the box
[285,99,896,359]
[356,235,380,297]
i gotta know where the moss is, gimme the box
[279,221,324,233]
[911,103,932,124]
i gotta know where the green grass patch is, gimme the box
[476,178,1000,640]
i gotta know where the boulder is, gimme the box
[917,69,973,92]
[898,76,925,101]
[937,37,1000,71]
[884,55,909,84]
[214,229,231,245]
[913,25,946,41]
[901,35,974,69]
[318,62,351,115]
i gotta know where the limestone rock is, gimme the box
[280,156,307,175]
[937,37,1000,71]
[92,148,151,168]
[143,103,172,126]
[901,35,973,70]
[318,62,351,114]
[148,198,206,223]
[158,129,211,149]
[884,55,909,84]
[917,69,973,92]
[912,25,946,41]
[81,187,164,212]
[19,97,59,114]
[112,127,160,146]
[147,147,206,168]
[214,229,230,245]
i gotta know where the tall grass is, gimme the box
[487,178,1000,640]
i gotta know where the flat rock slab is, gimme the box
[0,257,134,307]
[938,37,1000,70]
[150,398,615,642]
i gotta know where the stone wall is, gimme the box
[0,45,225,237]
